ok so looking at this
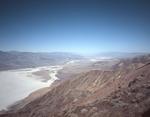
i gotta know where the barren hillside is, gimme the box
[1,55,150,117]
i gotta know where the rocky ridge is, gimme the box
[0,55,150,117]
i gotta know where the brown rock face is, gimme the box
[1,55,150,117]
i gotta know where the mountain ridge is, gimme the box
[0,54,150,117]
[0,51,83,71]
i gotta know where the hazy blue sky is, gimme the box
[0,0,150,54]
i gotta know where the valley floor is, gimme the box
[0,65,62,110]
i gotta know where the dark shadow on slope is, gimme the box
[142,109,150,117]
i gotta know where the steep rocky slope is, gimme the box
[0,55,150,117]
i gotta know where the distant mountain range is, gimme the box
[0,51,148,71]
[0,51,83,71]
[94,52,148,58]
